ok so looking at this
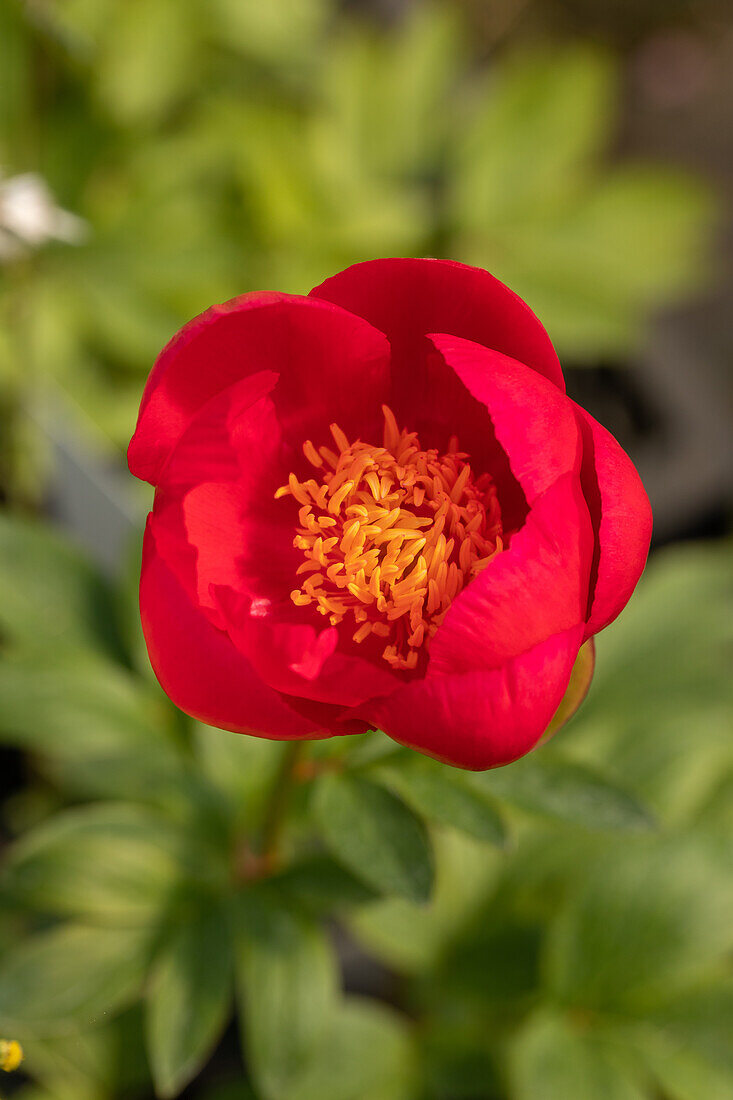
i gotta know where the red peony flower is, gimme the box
[128,259,652,770]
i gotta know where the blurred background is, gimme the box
[0,1,731,1099]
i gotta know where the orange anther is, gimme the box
[277,407,503,670]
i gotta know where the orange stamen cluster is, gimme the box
[275,406,503,670]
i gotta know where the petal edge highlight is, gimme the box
[361,624,584,771]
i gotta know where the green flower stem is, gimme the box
[259,740,306,870]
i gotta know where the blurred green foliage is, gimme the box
[0,2,728,1098]
[0,0,714,501]
[0,517,731,1099]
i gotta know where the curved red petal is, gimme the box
[139,518,332,739]
[429,474,593,675]
[361,625,584,771]
[212,584,402,709]
[310,257,564,392]
[574,405,653,637]
[150,378,403,710]
[152,376,296,619]
[428,334,582,504]
[129,293,391,486]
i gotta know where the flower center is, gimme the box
[276,406,503,670]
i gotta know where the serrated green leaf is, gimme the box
[478,754,654,831]
[313,773,434,903]
[2,803,215,926]
[234,890,338,1100]
[146,904,232,1098]
[0,925,149,1037]
[510,1009,649,1100]
[375,758,507,846]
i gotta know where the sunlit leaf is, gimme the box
[2,803,218,926]
[234,889,338,1100]
[510,1009,649,1100]
[546,836,733,1011]
[313,773,434,903]
[146,904,232,1097]
[374,758,507,846]
[0,925,150,1037]
[289,998,416,1100]
[476,753,654,831]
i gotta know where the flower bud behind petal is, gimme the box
[541,638,596,743]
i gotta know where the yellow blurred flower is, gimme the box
[0,1039,23,1073]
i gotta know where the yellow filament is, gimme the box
[276,406,503,670]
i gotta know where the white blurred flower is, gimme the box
[0,171,88,262]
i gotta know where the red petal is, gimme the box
[311,258,564,393]
[574,405,653,637]
[151,378,403,710]
[139,518,332,739]
[152,376,297,620]
[129,293,391,486]
[429,474,593,675]
[212,584,402,708]
[361,625,584,771]
[428,334,582,503]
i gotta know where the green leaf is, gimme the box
[20,1009,150,1100]
[0,925,149,1037]
[313,773,434,903]
[318,4,461,178]
[568,543,733,827]
[2,803,215,926]
[234,890,339,1100]
[510,1009,649,1100]
[452,45,616,223]
[95,0,198,125]
[146,904,233,1098]
[0,652,182,800]
[374,758,507,846]
[193,721,283,832]
[631,983,733,1100]
[449,46,713,358]
[0,514,123,658]
[271,855,379,914]
[546,837,733,1011]
[288,998,416,1100]
[349,827,502,974]
[210,0,333,65]
[477,753,654,831]
[0,2,32,157]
